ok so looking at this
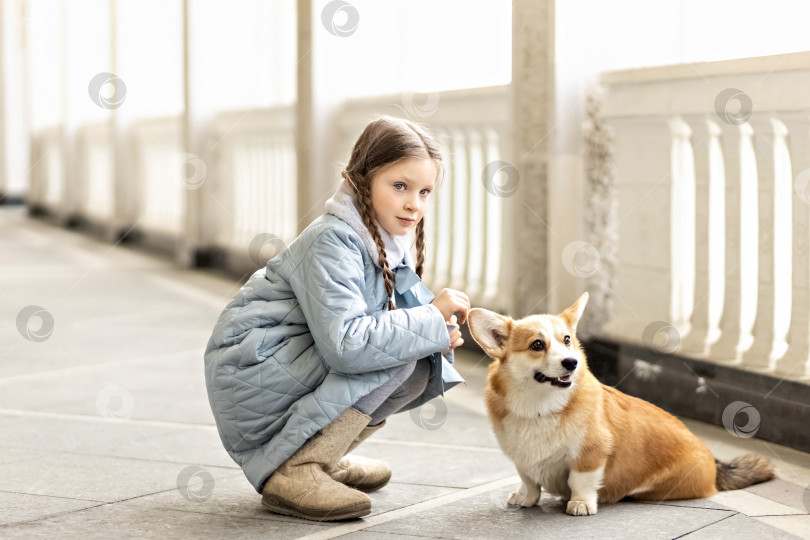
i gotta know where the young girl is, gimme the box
[204,116,470,522]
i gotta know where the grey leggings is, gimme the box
[352,358,431,426]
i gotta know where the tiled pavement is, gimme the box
[2,206,809,539]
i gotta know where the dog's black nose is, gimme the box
[561,358,578,371]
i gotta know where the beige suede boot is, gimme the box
[330,420,392,492]
[261,408,372,521]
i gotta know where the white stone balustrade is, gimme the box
[602,52,810,378]
[29,125,65,215]
[76,122,115,224]
[130,117,184,237]
[208,106,297,257]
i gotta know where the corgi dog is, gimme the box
[467,293,774,516]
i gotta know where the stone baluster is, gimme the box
[710,122,757,363]
[465,128,484,301]
[742,117,789,371]
[776,113,810,378]
[682,116,724,355]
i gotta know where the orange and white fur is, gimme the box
[467,293,774,516]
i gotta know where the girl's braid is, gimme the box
[346,172,397,311]
[415,219,426,278]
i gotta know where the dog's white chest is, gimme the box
[495,414,580,496]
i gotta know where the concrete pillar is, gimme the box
[510,0,555,317]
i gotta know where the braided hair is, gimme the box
[341,116,443,310]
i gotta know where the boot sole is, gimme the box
[262,494,371,521]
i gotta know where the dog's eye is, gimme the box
[530,340,545,351]
[564,335,571,346]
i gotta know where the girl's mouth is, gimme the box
[398,217,415,225]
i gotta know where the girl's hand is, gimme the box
[431,288,471,324]
[444,315,463,354]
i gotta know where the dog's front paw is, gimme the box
[566,499,597,516]
[507,490,540,508]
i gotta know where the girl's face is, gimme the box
[369,157,438,236]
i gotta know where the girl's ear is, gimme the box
[560,292,589,334]
[468,308,512,359]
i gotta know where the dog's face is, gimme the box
[468,293,589,390]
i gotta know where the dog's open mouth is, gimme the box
[533,370,572,388]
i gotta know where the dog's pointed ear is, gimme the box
[560,292,589,333]
[468,308,512,359]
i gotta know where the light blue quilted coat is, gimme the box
[204,214,465,492]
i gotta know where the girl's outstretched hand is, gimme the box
[431,288,471,324]
[444,315,463,354]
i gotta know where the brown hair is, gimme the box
[341,116,443,310]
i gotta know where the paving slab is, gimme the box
[0,500,331,540]
[681,512,802,539]
[0,491,101,527]
[745,477,810,513]
[0,451,238,503]
[362,487,739,540]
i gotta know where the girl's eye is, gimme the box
[420,189,430,196]
[564,336,571,346]
[530,340,545,352]
[394,183,406,190]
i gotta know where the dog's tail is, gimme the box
[715,454,774,491]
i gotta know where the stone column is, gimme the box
[510,0,555,317]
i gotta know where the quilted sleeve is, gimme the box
[287,228,451,375]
